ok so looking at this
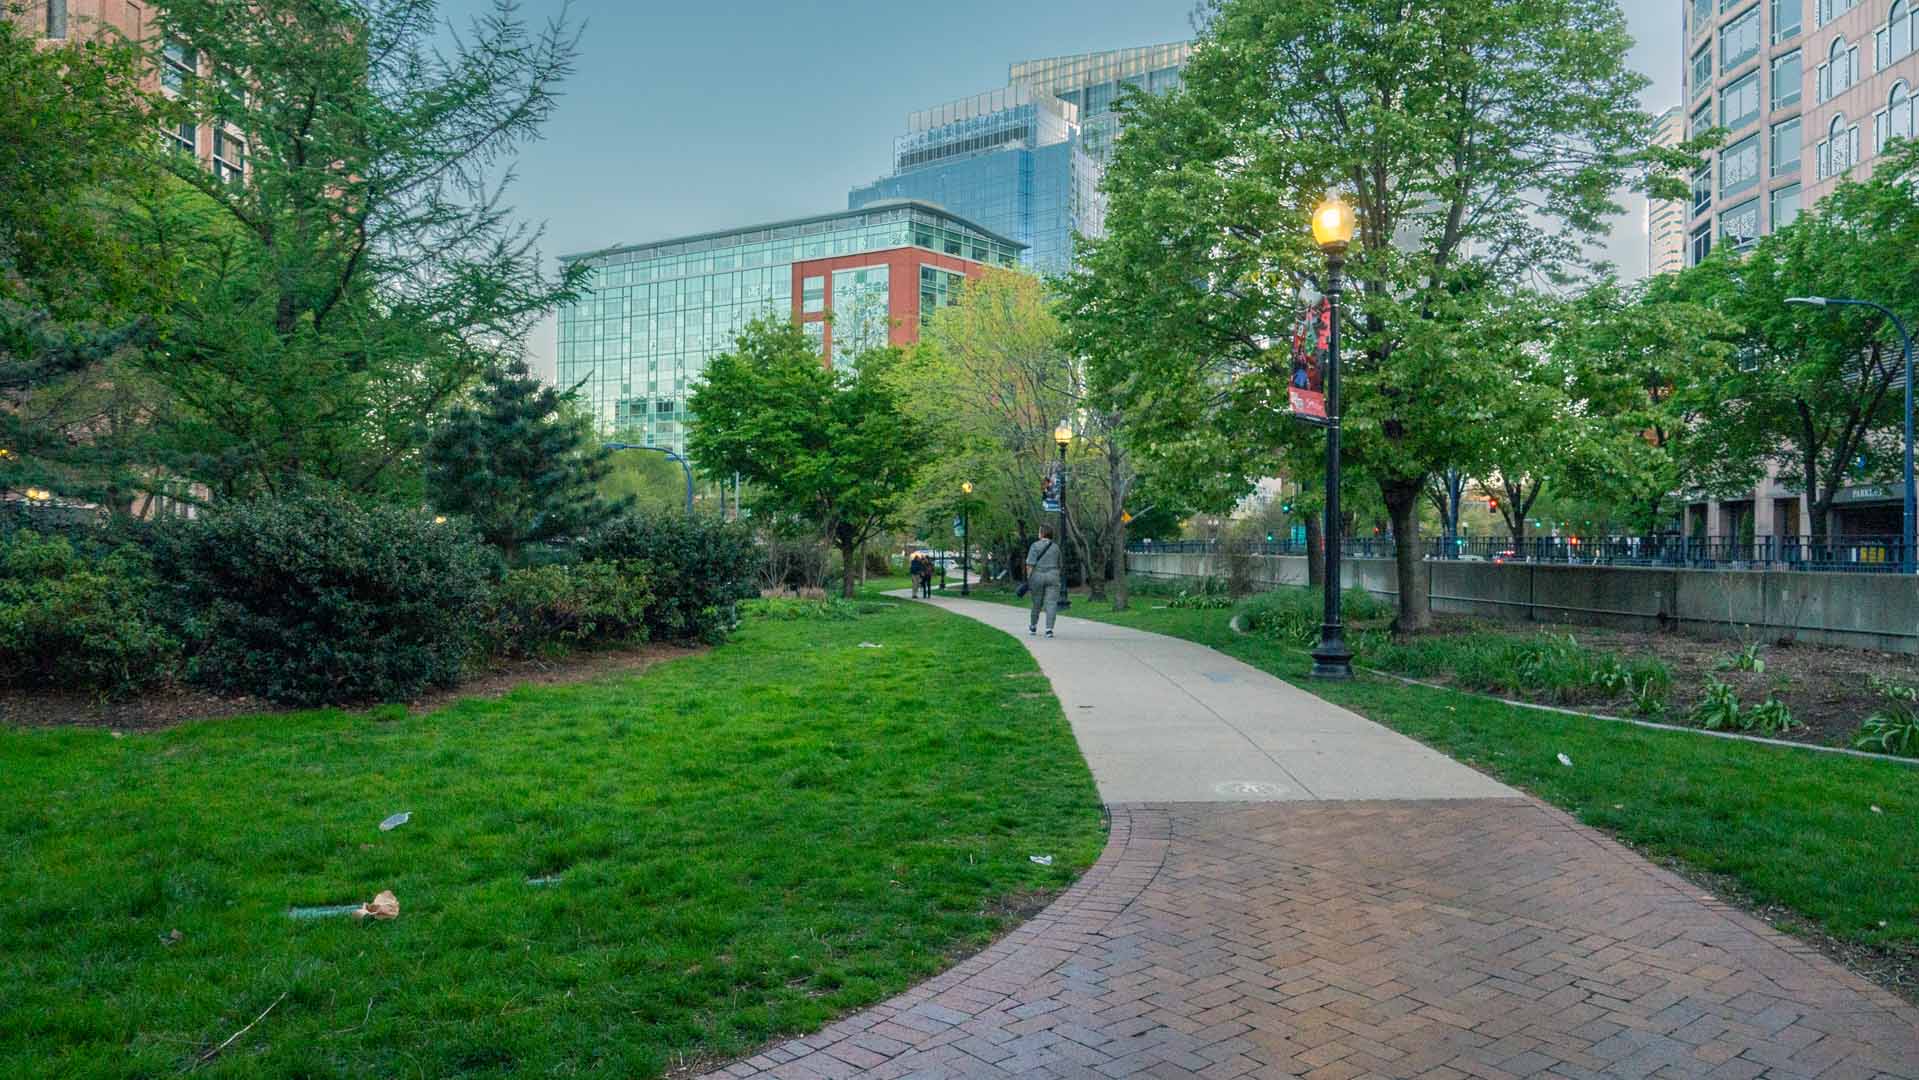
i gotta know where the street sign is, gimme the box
[953,516,966,537]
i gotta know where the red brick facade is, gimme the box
[792,247,996,367]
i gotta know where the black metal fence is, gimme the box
[1129,533,1912,574]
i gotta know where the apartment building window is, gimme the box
[162,40,198,94]
[1723,71,1762,130]
[1817,0,1860,25]
[1720,198,1762,251]
[1692,102,1714,141]
[1692,165,1714,214]
[1773,51,1803,108]
[45,0,67,38]
[1877,0,1915,68]
[1691,222,1715,264]
[1774,0,1804,41]
[1693,45,1714,97]
[213,130,245,182]
[1771,116,1804,174]
[1817,113,1861,176]
[168,121,197,155]
[1818,36,1861,100]
[1722,7,1763,71]
[1771,183,1803,227]
[1874,80,1915,151]
[1721,134,1762,196]
[1695,0,1715,30]
[801,275,825,314]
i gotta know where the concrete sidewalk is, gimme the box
[910,594,1514,804]
[699,594,1919,1079]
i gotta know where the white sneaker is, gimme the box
[1029,626,1037,635]
[1044,630,1054,638]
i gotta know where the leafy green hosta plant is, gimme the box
[1855,676,1919,757]
[1716,642,1766,674]
[1690,678,1744,731]
[1745,697,1800,736]
[1626,673,1668,720]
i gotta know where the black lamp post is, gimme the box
[961,480,974,596]
[604,442,695,517]
[1310,196,1356,679]
[1786,295,1915,573]
[1054,422,1072,592]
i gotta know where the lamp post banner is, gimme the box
[1288,296,1331,424]
[1041,462,1064,513]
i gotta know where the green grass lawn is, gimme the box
[0,599,1104,1078]
[978,586,1918,958]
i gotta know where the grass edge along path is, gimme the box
[0,597,1104,1079]
[973,586,1917,998]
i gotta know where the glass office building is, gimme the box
[849,43,1191,276]
[1010,42,1194,166]
[848,87,1097,275]
[556,201,1022,453]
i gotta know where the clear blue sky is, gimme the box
[437,0,1679,377]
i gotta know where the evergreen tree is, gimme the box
[425,359,623,563]
[0,17,169,510]
[134,0,583,501]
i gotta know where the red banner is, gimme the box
[1288,297,1330,424]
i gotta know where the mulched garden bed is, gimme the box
[1422,615,1919,749]
[0,642,698,732]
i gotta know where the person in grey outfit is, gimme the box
[1024,524,1063,637]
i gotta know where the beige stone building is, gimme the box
[1680,0,1915,545]
[1648,106,1689,277]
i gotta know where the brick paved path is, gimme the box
[704,801,1917,1079]
[698,605,1919,1079]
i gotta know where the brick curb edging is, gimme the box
[697,805,1171,1079]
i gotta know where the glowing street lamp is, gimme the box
[1309,195,1356,680]
[959,480,975,596]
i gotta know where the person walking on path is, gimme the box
[908,553,929,598]
[1024,525,1063,637]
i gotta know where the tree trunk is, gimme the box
[840,540,858,599]
[1382,480,1431,633]
[1111,515,1129,612]
[1304,514,1324,587]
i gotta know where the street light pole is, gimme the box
[604,442,695,517]
[1054,423,1072,599]
[1785,296,1915,572]
[961,480,974,596]
[1310,196,1356,679]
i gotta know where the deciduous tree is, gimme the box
[1072,0,1685,630]
[688,319,927,598]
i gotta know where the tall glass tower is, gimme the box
[849,42,1191,276]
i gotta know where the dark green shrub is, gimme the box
[0,530,179,693]
[486,561,654,658]
[154,492,494,706]
[577,512,761,643]
[1238,586,1387,644]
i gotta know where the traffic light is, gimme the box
[1266,532,1275,543]
[1488,496,1499,511]
[1280,501,1294,514]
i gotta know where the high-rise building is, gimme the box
[848,87,1097,275]
[1682,0,1919,267]
[1009,42,1194,166]
[6,1,233,176]
[1678,0,1917,540]
[1647,106,1689,277]
[556,202,1023,452]
[849,42,1192,275]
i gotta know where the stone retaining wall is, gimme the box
[1128,550,1919,654]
